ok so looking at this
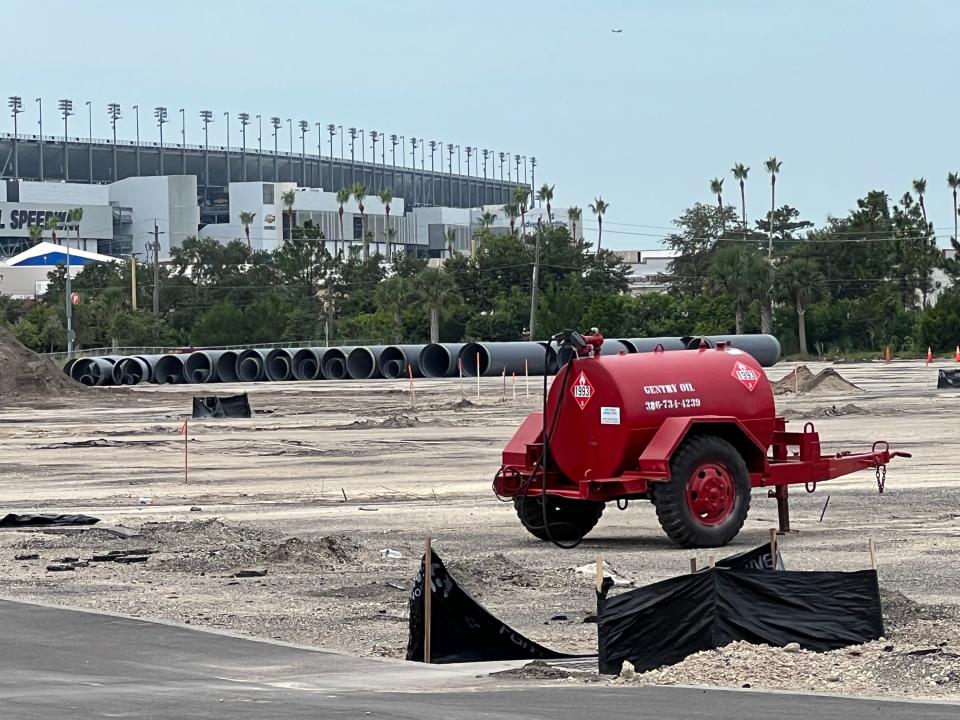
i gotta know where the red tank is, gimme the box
[546,346,776,483]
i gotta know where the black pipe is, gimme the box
[346,346,387,380]
[236,349,269,382]
[321,348,351,380]
[379,345,424,379]
[265,348,294,381]
[704,334,781,367]
[216,351,240,383]
[154,354,187,384]
[292,348,328,380]
[420,343,465,378]
[184,350,225,383]
[459,342,552,377]
[112,357,150,385]
[619,337,687,353]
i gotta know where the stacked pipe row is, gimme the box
[62,334,782,386]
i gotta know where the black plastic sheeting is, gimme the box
[0,513,100,527]
[406,551,578,664]
[597,566,883,674]
[191,393,252,419]
[937,369,960,389]
[715,542,785,571]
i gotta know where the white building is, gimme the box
[108,176,200,258]
[612,249,676,294]
[0,241,120,298]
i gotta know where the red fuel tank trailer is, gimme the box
[494,340,908,548]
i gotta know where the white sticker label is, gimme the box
[600,406,621,425]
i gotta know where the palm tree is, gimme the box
[238,211,256,251]
[537,183,555,223]
[351,182,368,260]
[28,223,44,247]
[708,246,764,334]
[731,163,749,237]
[445,227,458,257]
[472,211,497,257]
[502,202,519,235]
[44,215,59,245]
[710,177,724,229]
[567,206,582,241]
[513,185,530,236]
[280,188,296,241]
[776,257,825,358]
[948,172,960,240]
[416,267,459,343]
[912,177,928,226]
[375,275,416,343]
[764,157,782,256]
[379,188,394,259]
[335,188,350,257]
[68,207,83,249]
[589,197,609,253]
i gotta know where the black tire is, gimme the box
[651,434,751,548]
[513,494,605,542]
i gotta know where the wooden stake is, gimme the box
[502,367,506,401]
[476,352,481,400]
[407,364,416,410]
[769,528,778,572]
[182,419,189,484]
[424,537,433,663]
[458,357,463,400]
[868,539,877,570]
[689,557,698,573]
[524,358,529,398]
[708,554,716,569]
[512,372,516,401]
[595,554,604,592]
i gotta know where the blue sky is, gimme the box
[5,1,958,248]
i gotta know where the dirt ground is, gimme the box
[0,359,958,700]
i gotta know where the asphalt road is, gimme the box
[0,598,955,719]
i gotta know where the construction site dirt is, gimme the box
[0,360,958,700]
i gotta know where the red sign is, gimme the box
[570,371,594,409]
[70,292,81,306]
[731,360,760,392]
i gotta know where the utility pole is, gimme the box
[64,221,74,358]
[8,96,22,180]
[529,221,542,340]
[129,255,138,310]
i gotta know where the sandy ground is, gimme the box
[0,359,958,699]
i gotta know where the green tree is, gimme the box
[948,172,960,241]
[513,185,530,236]
[763,156,782,256]
[567,206,582,241]
[445,227,458,257]
[708,246,766,335]
[730,163,749,236]
[589,196,609,253]
[281,189,296,241]
[912,178,927,225]
[501,202,519,235]
[775,256,825,357]
[537,183,555,223]
[375,275,417,343]
[28,223,43,246]
[379,187,394,259]
[68,207,83,248]
[416,267,459,343]
[709,177,724,230]
[351,182,368,260]
[238,211,256,251]
[335,188,350,257]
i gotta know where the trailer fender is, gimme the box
[637,416,769,479]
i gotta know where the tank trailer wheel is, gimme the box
[513,495,605,543]
[652,435,751,548]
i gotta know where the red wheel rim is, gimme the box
[686,463,735,526]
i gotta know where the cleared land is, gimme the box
[0,360,957,699]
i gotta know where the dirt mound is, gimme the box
[0,325,82,400]
[805,403,869,418]
[773,365,862,395]
[339,415,420,430]
[264,534,361,566]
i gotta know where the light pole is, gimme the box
[36,98,43,181]
[370,130,379,190]
[348,127,357,185]
[271,116,280,181]
[299,120,308,186]
[389,133,398,193]
[179,108,186,174]
[200,110,213,205]
[256,114,262,181]
[326,124,336,189]
[499,151,506,183]
[223,112,231,182]
[85,101,92,182]
[465,146,473,207]
[481,148,489,206]
[410,137,418,206]
[8,96,22,180]
[154,106,168,175]
[58,98,73,181]
[287,118,293,182]
[107,103,121,180]
[239,112,250,182]
[530,156,536,209]
[456,144,462,206]
[133,105,140,175]
[315,122,322,188]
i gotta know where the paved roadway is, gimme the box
[0,599,956,719]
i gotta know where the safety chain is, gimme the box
[875,464,886,494]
